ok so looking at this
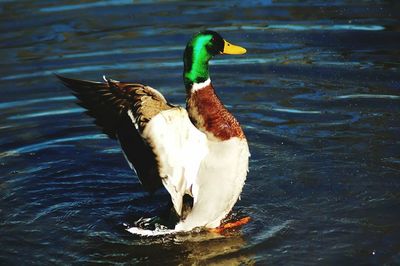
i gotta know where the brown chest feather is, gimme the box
[186,84,244,141]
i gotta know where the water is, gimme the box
[1,0,399,264]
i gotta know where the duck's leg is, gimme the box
[180,194,194,219]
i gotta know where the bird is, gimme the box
[57,30,250,232]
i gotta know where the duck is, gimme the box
[57,30,250,232]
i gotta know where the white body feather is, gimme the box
[141,108,250,231]
[141,107,208,217]
[176,137,249,231]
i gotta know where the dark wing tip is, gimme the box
[57,74,121,139]
[54,73,74,85]
[55,73,68,85]
[55,73,105,89]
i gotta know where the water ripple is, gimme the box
[1,57,276,81]
[334,94,400,100]
[1,134,107,156]
[207,24,385,32]
[29,201,82,224]
[266,24,385,31]
[0,96,74,110]
[272,107,322,114]
[8,108,83,120]
[39,0,139,13]
[45,46,182,60]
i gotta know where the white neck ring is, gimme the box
[191,78,211,92]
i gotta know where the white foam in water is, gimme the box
[126,227,177,236]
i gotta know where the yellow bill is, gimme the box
[222,39,247,54]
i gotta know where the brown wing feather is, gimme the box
[124,83,172,132]
[57,74,172,192]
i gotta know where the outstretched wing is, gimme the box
[58,75,208,215]
[57,74,170,139]
[57,74,171,192]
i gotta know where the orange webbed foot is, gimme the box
[210,216,251,233]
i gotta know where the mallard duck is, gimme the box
[57,30,250,232]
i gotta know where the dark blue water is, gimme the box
[1,0,399,264]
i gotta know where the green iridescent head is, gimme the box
[183,30,246,89]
